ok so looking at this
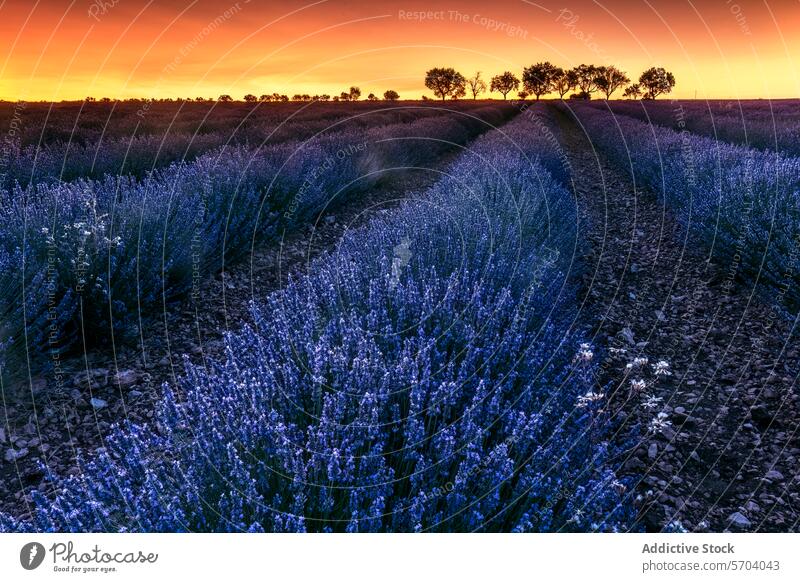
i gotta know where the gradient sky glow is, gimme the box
[1,0,798,101]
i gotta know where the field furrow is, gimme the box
[553,104,799,532]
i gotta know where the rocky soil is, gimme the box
[3,109,797,533]
[555,105,799,532]
[0,150,465,520]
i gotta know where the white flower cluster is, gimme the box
[648,411,672,434]
[625,356,649,370]
[653,360,672,376]
[577,390,605,408]
[576,342,594,363]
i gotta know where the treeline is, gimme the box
[425,65,676,101]
[77,64,675,103]
[83,88,402,104]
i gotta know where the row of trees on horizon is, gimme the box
[425,64,676,101]
[77,64,675,103]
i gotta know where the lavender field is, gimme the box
[0,98,798,534]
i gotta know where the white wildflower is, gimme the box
[577,391,605,408]
[577,343,594,362]
[648,411,672,434]
[642,395,662,410]
[625,356,649,370]
[569,508,584,523]
[630,379,647,392]
[653,360,672,376]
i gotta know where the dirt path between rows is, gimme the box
[0,145,470,519]
[555,105,799,532]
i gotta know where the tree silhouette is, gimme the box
[574,64,600,98]
[349,86,361,101]
[517,91,529,100]
[522,62,560,100]
[218,94,233,102]
[622,84,642,99]
[594,66,630,99]
[340,91,351,102]
[383,90,400,101]
[552,68,579,99]
[244,94,257,102]
[466,72,487,100]
[259,94,272,102]
[639,67,676,99]
[425,67,467,100]
[490,71,520,100]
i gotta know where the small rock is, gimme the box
[621,327,635,345]
[750,406,772,430]
[728,512,751,529]
[90,398,108,410]
[129,390,143,399]
[745,501,761,513]
[0,428,5,443]
[114,370,138,388]
[764,470,784,482]
[648,443,658,460]
[623,458,646,472]
[4,448,28,462]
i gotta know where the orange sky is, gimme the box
[1,0,798,101]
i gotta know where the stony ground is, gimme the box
[554,105,799,532]
[0,151,462,519]
[3,109,798,532]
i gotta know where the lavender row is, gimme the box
[1,106,478,190]
[0,113,637,532]
[568,104,800,311]
[0,106,513,375]
[584,100,800,158]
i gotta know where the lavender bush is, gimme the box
[0,106,513,376]
[568,104,800,311]
[0,114,637,532]
[586,100,800,158]
[2,105,488,189]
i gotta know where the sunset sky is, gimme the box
[1,0,798,101]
